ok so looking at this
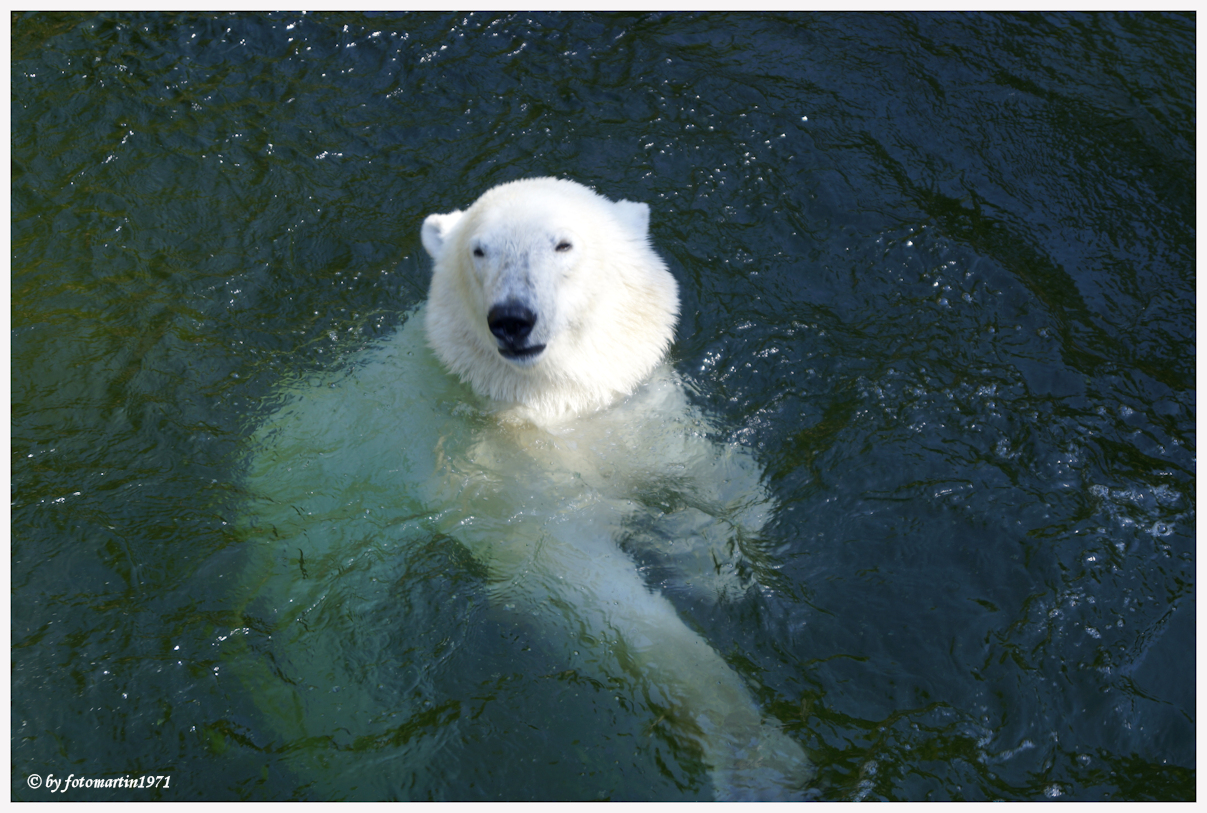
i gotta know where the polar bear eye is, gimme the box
[473,247,485,258]
[555,241,572,252]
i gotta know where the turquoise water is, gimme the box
[11,12,1194,800]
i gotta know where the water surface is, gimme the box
[11,11,1194,800]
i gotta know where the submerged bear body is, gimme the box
[240,178,810,799]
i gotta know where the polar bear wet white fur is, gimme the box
[421,177,679,420]
[417,178,810,796]
[239,178,811,800]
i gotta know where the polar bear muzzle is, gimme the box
[488,300,546,362]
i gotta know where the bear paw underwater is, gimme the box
[239,177,812,800]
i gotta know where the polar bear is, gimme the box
[238,178,811,799]
[421,177,679,421]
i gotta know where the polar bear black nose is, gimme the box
[487,302,537,347]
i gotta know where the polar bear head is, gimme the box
[421,177,679,419]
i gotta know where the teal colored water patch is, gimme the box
[11,11,1194,801]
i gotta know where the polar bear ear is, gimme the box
[613,199,650,238]
[421,210,464,261]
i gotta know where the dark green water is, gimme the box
[11,11,1194,800]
